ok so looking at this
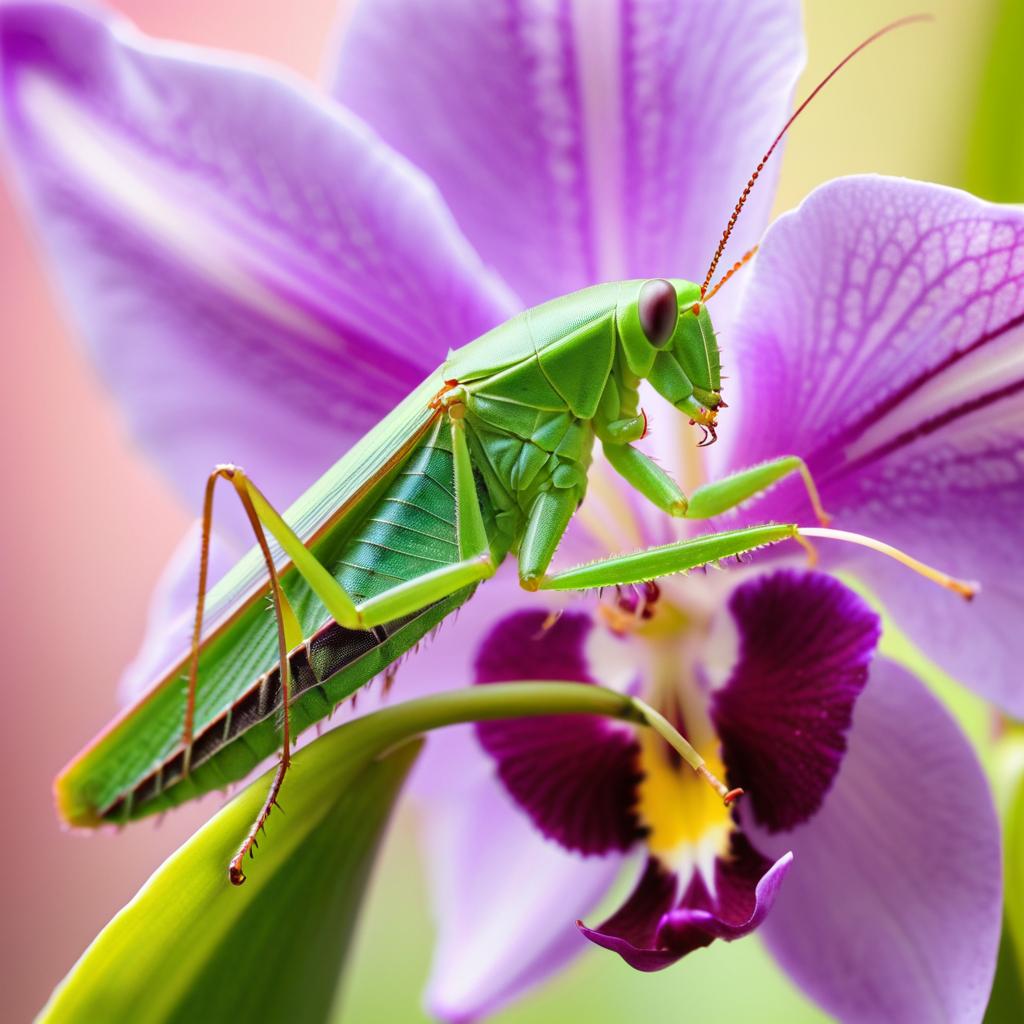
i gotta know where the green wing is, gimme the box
[58,371,449,825]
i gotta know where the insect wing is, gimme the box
[57,373,445,825]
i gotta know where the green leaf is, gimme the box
[39,683,644,1024]
[965,0,1024,201]
[984,917,1024,1024]
[985,731,1024,1021]
[1004,749,1024,984]
[37,733,424,1024]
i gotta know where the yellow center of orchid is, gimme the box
[635,731,732,882]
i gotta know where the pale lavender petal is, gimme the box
[750,658,1002,1024]
[1,1,516,530]
[117,520,239,704]
[475,610,644,854]
[712,569,880,832]
[332,0,803,307]
[722,176,1024,714]
[422,756,625,1023]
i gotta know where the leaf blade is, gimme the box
[38,734,422,1024]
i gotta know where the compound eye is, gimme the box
[638,279,678,347]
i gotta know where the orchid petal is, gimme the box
[331,0,803,308]
[1,1,516,533]
[723,176,1024,714]
[474,609,644,855]
[751,658,1002,1024]
[712,569,880,832]
[578,857,680,971]
[117,521,239,705]
[659,834,792,950]
[423,753,625,1022]
[580,838,792,971]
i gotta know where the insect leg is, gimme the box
[354,415,496,626]
[685,456,831,525]
[518,488,580,590]
[602,441,688,515]
[603,444,830,526]
[535,523,799,591]
[182,466,305,885]
[191,429,497,881]
[536,521,974,597]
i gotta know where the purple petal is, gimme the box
[659,833,792,946]
[579,838,792,971]
[751,658,1002,1024]
[117,521,239,704]
[422,753,625,1023]
[578,857,681,971]
[712,569,881,832]
[1,1,516,530]
[475,610,644,855]
[331,0,803,307]
[723,176,1024,714]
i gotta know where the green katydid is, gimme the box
[58,15,966,884]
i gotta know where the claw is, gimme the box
[696,423,718,447]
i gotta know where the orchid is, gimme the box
[1,0,1018,1022]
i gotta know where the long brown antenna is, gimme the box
[700,13,933,299]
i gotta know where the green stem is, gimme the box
[629,696,704,770]
[332,682,648,760]
[315,682,736,799]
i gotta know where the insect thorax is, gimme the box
[464,398,595,543]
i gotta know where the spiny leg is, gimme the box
[224,419,495,632]
[186,416,497,881]
[533,521,976,599]
[183,466,304,885]
[538,523,800,591]
[603,443,831,526]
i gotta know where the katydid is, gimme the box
[57,16,966,884]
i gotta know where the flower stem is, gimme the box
[302,683,741,807]
[338,682,646,759]
[630,696,743,804]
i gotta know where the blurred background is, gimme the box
[0,1,1007,1020]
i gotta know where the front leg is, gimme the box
[603,442,831,526]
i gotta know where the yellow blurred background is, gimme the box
[0,1,1000,1020]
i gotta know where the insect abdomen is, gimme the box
[100,422,492,823]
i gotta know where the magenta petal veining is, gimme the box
[712,569,881,831]
[723,176,1024,714]
[475,610,644,855]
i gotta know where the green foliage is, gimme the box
[965,0,1024,201]
[39,683,641,1023]
[985,734,1024,1021]
[985,918,1024,1024]
[37,732,423,1024]
[1004,749,1024,986]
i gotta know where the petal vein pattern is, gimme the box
[725,177,1024,711]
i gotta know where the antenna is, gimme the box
[700,13,933,299]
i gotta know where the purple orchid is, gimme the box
[0,1,1015,1022]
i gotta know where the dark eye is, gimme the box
[638,279,677,347]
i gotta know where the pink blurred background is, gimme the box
[0,3,344,1019]
[0,1,992,1019]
